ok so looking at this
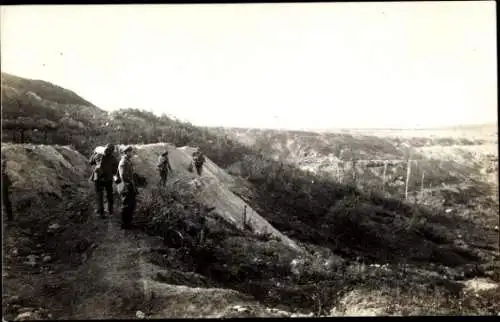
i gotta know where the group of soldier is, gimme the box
[89,144,205,229]
[1,145,206,229]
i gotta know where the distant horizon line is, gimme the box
[1,72,496,133]
[92,105,500,133]
[201,123,498,132]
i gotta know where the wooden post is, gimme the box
[382,161,388,194]
[420,171,425,201]
[339,162,344,184]
[243,205,247,230]
[405,152,412,201]
[352,158,357,184]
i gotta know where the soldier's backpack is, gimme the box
[90,146,119,182]
[157,155,169,172]
[90,149,105,181]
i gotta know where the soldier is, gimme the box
[157,150,173,186]
[2,159,13,221]
[192,147,206,176]
[117,145,138,229]
[89,143,118,218]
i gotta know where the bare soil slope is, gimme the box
[124,143,301,252]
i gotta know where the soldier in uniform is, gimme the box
[89,143,119,218]
[117,145,138,229]
[192,147,206,176]
[157,150,173,186]
[2,159,13,221]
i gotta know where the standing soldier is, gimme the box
[192,147,206,176]
[2,159,13,221]
[117,146,138,229]
[157,150,173,186]
[89,143,118,218]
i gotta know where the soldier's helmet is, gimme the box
[121,145,133,154]
[105,143,115,154]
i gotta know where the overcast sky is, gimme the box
[1,2,497,130]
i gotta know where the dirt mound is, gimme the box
[1,143,91,217]
[2,143,99,320]
[120,143,301,253]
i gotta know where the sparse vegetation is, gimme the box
[2,73,498,318]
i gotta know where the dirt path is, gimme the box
[67,216,280,319]
[70,218,152,319]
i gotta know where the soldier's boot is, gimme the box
[160,171,169,186]
[95,182,106,218]
[95,203,105,218]
[121,193,135,229]
[121,209,131,229]
[98,204,106,219]
[106,200,113,217]
[105,183,114,218]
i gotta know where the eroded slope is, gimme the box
[124,143,301,252]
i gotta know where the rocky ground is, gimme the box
[2,143,499,320]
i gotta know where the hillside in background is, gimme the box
[209,126,496,162]
[210,126,498,200]
[1,73,98,107]
[1,72,107,152]
[1,72,248,166]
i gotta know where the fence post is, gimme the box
[352,158,357,184]
[420,170,425,201]
[382,161,388,194]
[243,205,247,230]
[339,162,344,184]
[405,152,412,201]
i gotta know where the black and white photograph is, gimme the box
[1,2,498,319]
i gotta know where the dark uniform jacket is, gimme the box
[90,152,119,182]
[157,155,173,173]
[192,151,205,166]
[118,155,137,194]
